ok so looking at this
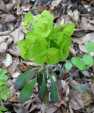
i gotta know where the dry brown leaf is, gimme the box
[81,92,93,106]
[69,90,84,110]
[80,17,94,31]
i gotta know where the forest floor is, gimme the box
[0,0,94,113]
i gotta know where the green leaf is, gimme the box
[50,76,59,102]
[57,23,75,45]
[0,68,8,81]
[71,57,87,70]
[0,106,7,113]
[64,61,73,71]
[59,23,75,60]
[82,54,93,66]
[48,23,75,61]
[15,69,34,89]
[0,68,11,101]
[0,84,10,101]
[18,10,75,64]
[17,38,33,60]
[85,42,94,52]
[37,72,43,86]
[0,106,7,111]
[32,10,54,38]
[22,12,33,32]
[0,81,5,86]
[62,23,75,36]
[38,72,48,103]
[39,74,47,98]
[46,48,60,64]
[34,48,60,64]
[30,37,48,60]
[20,78,36,102]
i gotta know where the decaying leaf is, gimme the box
[69,90,84,110]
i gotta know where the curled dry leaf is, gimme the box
[80,17,94,31]
[13,103,28,113]
[81,33,94,43]
[0,36,9,43]
[8,44,20,57]
[10,26,24,43]
[69,80,93,110]
[0,0,6,11]
[0,14,16,23]
[67,9,80,23]
[59,15,73,25]
[61,80,70,97]
[46,104,57,113]
[81,92,93,106]
[51,0,62,10]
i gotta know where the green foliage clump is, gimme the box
[16,10,75,103]
[18,10,75,64]
[64,41,94,71]
[71,41,94,71]
[16,68,60,103]
[85,41,94,53]
[0,68,11,101]
[64,54,94,71]
[0,106,7,113]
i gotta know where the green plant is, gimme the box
[16,10,75,103]
[16,67,60,102]
[0,68,11,101]
[64,60,73,71]
[0,106,7,113]
[71,56,87,70]
[64,41,94,71]
[85,41,94,53]
[71,40,94,71]
[18,10,75,64]
[64,54,94,71]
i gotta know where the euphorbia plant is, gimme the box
[16,10,75,102]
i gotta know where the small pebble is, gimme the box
[3,53,12,67]
[0,42,7,53]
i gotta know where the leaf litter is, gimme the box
[0,0,94,113]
